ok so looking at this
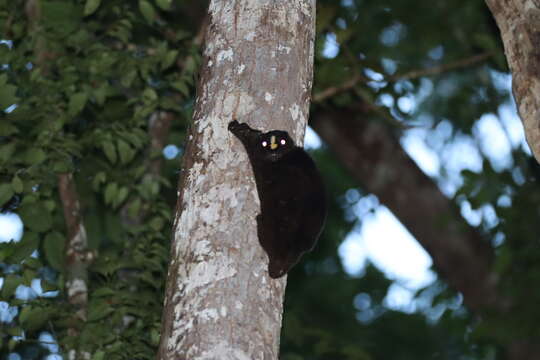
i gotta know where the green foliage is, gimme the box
[1,0,197,357]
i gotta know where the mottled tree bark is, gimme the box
[485,0,540,163]
[57,173,92,360]
[157,1,315,359]
[311,108,501,311]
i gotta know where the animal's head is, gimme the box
[255,130,295,162]
[228,121,296,162]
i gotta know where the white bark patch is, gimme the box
[237,92,257,116]
[298,0,313,17]
[67,278,87,297]
[200,342,252,360]
[264,92,273,103]
[183,258,237,294]
[244,31,256,41]
[289,103,301,121]
[237,64,246,74]
[277,44,291,54]
[220,306,228,317]
[217,48,234,63]
[194,239,212,260]
[198,308,219,322]
[524,0,536,11]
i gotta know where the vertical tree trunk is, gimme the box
[485,0,540,162]
[157,1,316,359]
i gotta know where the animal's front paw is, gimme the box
[228,120,240,131]
[228,120,250,133]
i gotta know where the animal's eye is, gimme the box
[262,141,268,147]
[280,139,286,145]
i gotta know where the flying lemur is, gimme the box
[228,120,327,278]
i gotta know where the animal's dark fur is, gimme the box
[228,120,327,278]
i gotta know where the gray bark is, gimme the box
[157,1,316,359]
[485,0,540,162]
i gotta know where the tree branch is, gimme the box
[57,173,91,319]
[485,0,540,164]
[389,52,494,81]
[26,2,92,356]
[310,107,502,311]
[313,52,493,103]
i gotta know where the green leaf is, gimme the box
[117,139,136,164]
[0,183,14,207]
[0,74,19,110]
[92,351,105,360]
[11,176,23,193]
[171,80,189,96]
[93,84,109,106]
[23,268,37,284]
[6,327,23,337]
[104,183,118,205]
[127,198,142,218]
[155,0,172,11]
[0,143,16,163]
[151,328,160,346]
[1,274,22,298]
[121,70,138,87]
[68,92,88,116]
[23,148,47,165]
[19,203,52,232]
[142,88,158,102]
[139,0,156,23]
[115,187,129,207]
[8,339,18,351]
[6,231,39,263]
[41,280,58,293]
[161,49,178,69]
[23,257,42,270]
[93,287,116,297]
[43,231,66,271]
[92,171,107,191]
[183,56,197,74]
[84,0,102,16]
[102,141,117,164]
[20,306,52,331]
[0,121,18,136]
[41,1,82,36]
[88,300,114,321]
[149,216,164,231]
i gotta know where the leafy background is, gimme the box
[1,0,539,359]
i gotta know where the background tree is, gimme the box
[1,0,540,359]
[485,0,540,164]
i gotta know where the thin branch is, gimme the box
[312,73,363,103]
[313,52,494,103]
[389,51,494,81]
[26,1,92,357]
[57,173,92,320]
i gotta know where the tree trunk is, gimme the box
[157,1,316,359]
[311,107,500,311]
[485,0,540,163]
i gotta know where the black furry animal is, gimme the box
[228,120,326,278]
